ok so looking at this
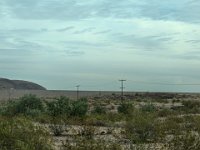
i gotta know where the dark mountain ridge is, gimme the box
[0,78,46,90]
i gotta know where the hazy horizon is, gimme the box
[1,0,200,92]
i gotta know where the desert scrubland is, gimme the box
[1,92,200,150]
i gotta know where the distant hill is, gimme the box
[0,78,46,90]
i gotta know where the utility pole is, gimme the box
[119,80,126,100]
[76,85,80,100]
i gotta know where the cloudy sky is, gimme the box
[1,0,200,92]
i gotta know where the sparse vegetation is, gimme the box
[1,93,200,149]
[141,103,157,112]
[45,96,71,117]
[0,117,53,150]
[70,98,88,117]
[63,138,122,150]
[125,111,157,143]
[181,100,200,113]
[118,102,134,114]
[92,105,106,114]
[0,94,44,117]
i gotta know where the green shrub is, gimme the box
[157,108,172,117]
[17,94,44,113]
[125,110,157,143]
[0,117,53,150]
[92,105,106,114]
[33,114,52,124]
[118,102,133,114]
[25,109,44,117]
[46,96,71,117]
[172,99,180,103]
[46,97,88,117]
[182,100,200,109]
[156,116,181,137]
[177,100,200,114]
[0,101,19,116]
[164,132,200,150]
[141,103,157,112]
[1,94,44,116]
[70,98,88,117]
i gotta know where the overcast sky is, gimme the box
[1,0,200,92]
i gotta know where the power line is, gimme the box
[128,80,200,86]
[64,80,200,92]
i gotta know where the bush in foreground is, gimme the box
[164,132,200,150]
[125,110,157,143]
[0,117,53,150]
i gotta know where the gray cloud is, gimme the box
[73,27,95,34]
[64,50,85,56]
[1,0,199,24]
[0,36,43,50]
[56,26,74,32]
[185,40,200,44]
[138,0,200,23]
[1,0,200,92]
[111,33,174,52]
[6,29,47,37]
[61,40,110,49]
[143,35,173,42]
[0,48,31,56]
[3,0,94,20]
[94,29,111,35]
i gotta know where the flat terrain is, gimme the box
[1,89,200,101]
[1,92,200,149]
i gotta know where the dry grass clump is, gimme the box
[0,117,53,150]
